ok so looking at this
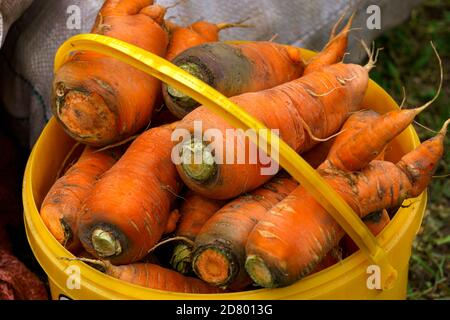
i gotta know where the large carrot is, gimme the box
[52,0,169,147]
[192,175,297,289]
[170,191,225,274]
[163,41,305,118]
[67,258,222,293]
[244,119,448,288]
[304,13,354,75]
[40,147,119,252]
[78,123,182,265]
[175,61,371,199]
[301,110,382,169]
[165,19,250,61]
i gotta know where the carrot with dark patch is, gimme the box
[64,258,223,293]
[170,191,225,274]
[52,0,169,147]
[78,123,182,265]
[244,119,448,288]
[165,19,251,61]
[192,176,298,289]
[163,41,305,118]
[175,61,371,199]
[40,147,119,252]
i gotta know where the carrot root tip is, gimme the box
[180,138,217,182]
[91,228,122,258]
[245,255,275,288]
[193,246,237,287]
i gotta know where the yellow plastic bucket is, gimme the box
[23,35,427,300]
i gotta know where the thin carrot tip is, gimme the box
[440,119,450,135]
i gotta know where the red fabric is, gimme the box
[0,250,48,300]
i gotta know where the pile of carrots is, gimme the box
[41,0,447,293]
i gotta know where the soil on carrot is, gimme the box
[371,0,449,300]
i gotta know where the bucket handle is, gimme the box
[54,34,397,290]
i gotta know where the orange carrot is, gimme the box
[244,119,448,288]
[301,140,335,169]
[175,61,370,199]
[52,0,169,147]
[323,104,437,172]
[69,258,223,293]
[319,110,382,169]
[304,13,354,75]
[192,175,298,289]
[165,19,250,61]
[170,191,225,274]
[341,209,391,256]
[78,123,182,264]
[40,147,119,252]
[163,41,305,118]
[301,110,382,169]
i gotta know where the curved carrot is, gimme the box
[170,191,225,274]
[40,147,119,252]
[69,258,222,293]
[78,123,182,265]
[175,62,369,199]
[244,120,448,288]
[163,41,305,118]
[165,19,251,61]
[192,176,297,289]
[304,13,354,75]
[52,0,169,147]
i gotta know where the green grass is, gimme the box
[371,0,449,300]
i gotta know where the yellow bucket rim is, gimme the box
[23,34,427,299]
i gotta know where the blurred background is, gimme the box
[371,0,449,300]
